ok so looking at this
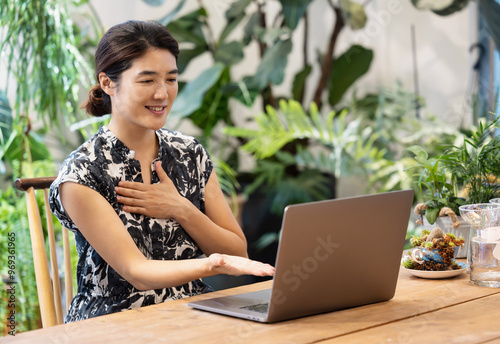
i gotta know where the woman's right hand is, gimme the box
[207,254,275,277]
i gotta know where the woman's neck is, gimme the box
[107,121,159,162]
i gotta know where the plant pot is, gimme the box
[421,216,471,258]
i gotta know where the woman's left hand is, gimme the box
[115,161,189,219]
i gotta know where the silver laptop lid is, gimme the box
[266,189,413,322]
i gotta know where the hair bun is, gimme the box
[81,84,111,117]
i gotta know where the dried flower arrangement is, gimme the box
[402,228,465,271]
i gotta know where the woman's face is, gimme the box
[103,48,178,132]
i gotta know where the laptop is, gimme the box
[188,189,414,323]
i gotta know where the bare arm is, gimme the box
[59,182,273,291]
[115,161,248,257]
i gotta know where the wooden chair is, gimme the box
[14,177,73,328]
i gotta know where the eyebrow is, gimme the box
[137,69,179,76]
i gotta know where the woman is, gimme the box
[49,20,274,322]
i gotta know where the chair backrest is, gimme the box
[14,177,73,328]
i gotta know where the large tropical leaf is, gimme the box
[328,45,373,106]
[214,41,244,65]
[226,0,252,19]
[221,77,261,107]
[222,0,252,43]
[166,8,208,46]
[177,47,207,74]
[242,12,261,46]
[279,0,314,30]
[189,68,232,136]
[168,63,225,120]
[1,128,50,165]
[220,12,246,43]
[292,65,312,101]
[253,39,293,89]
[158,0,186,26]
[166,7,209,74]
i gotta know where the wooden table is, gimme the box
[4,263,500,344]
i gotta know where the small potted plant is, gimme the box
[402,228,465,271]
[405,117,500,258]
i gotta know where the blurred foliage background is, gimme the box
[1,0,498,334]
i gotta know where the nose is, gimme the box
[154,82,168,99]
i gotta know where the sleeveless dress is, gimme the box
[49,126,213,322]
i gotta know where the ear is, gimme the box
[99,72,116,96]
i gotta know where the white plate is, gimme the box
[403,262,468,279]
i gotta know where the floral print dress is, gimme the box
[49,126,213,322]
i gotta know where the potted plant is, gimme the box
[405,116,500,258]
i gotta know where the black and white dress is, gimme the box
[49,126,214,322]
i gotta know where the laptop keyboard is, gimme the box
[239,303,269,313]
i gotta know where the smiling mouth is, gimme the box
[146,106,166,112]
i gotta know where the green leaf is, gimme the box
[254,232,281,250]
[253,26,292,46]
[189,68,231,136]
[221,77,261,106]
[328,45,373,106]
[425,206,440,225]
[220,12,246,43]
[0,90,12,148]
[168,63,225,120]
[69,115,110,132]
[2,129,50,164]
[243,12,260,45]
[339,0,367,30]
[292,65,312,101]
[226,0,252,19]
[142,0,166,6]
[158,0,187,26]
[177,47,208,74]
[405,145,429,160]
[279,0,314,30]
[253,39,293,89]
[166,8,208,46]
[410,0,470,16]
[214,41,244,65]
[224,99,384,179]
[478,0,500,50]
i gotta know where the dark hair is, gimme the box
[83,20,179,117]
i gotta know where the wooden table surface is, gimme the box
[4,263,500,344]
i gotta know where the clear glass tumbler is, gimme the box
[459,203,500,288]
